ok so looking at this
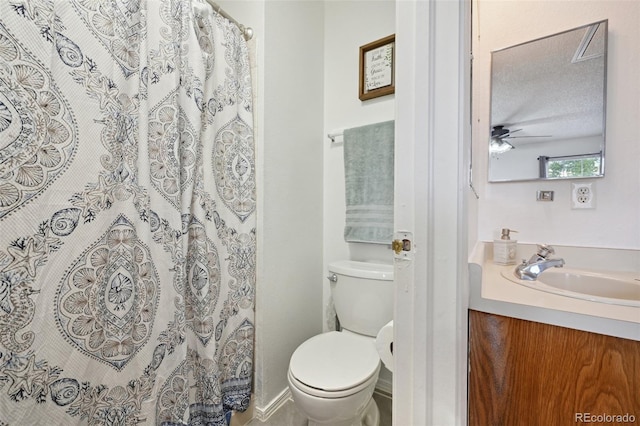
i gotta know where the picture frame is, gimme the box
[359,34,395,101]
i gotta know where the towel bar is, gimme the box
[328,132,343,143]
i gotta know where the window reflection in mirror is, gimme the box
[488,20,607,182]
[539,152,603,179]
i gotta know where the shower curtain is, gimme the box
[0,1,255,424]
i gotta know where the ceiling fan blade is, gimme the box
[505,135,552,139]
[492,126,524,138]
[491,126,508,138]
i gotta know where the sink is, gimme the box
[501,268,640,307]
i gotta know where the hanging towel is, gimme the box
[343,121,395,244]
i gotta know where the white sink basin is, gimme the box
[502,268,640,307]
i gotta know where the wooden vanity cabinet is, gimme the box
[468,310,640,425]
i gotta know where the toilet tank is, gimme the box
[328,260,394,337]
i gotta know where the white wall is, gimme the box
[322,0,396,322]
[322,0,396,392]
[218,0,325,411]
[472,0,640,249]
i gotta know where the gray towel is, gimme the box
[343,121,394,244]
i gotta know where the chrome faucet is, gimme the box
[515,244,565,281]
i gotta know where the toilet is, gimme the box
[287,260,394,426]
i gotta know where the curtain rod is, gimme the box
[206,0,254,40]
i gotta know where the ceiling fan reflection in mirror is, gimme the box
[489,125,551,154]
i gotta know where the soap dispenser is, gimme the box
[493,228,517,265]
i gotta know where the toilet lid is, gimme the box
[289,331,380,392]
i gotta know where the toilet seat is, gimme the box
[289,331,380,398]
[288,368,378,399]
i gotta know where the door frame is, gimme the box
[393,1,471,424]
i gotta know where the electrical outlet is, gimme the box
[571,182,595,209]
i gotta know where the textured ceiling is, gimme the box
[490,21,606,146]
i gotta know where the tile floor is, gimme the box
[246,391,392,426]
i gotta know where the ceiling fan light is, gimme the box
[490,137,514,154]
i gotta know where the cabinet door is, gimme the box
[468,310,640,425]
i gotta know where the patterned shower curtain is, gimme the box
[0,0,255,424]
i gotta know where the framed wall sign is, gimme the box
[359,34,395,101]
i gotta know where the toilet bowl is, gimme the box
[287,331,381,426]
[287,261,394,426]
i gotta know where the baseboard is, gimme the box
[254,388,292,422]
[231,384,389,425]
[375,378,393,396]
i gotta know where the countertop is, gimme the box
[468,242,640,341]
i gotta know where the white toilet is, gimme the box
[287,260,394,426]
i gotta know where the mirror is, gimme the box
[489,20,607,182]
